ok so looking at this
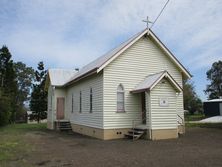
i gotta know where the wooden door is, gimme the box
[56,97,65,120]
[141,92,146,124]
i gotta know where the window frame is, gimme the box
[79,91,82,113]
[71,93,74,113]
[90,88,93,113]
[117,84,125,113]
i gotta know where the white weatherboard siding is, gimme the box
[47,85,54,123]
[66,73,103,129]
[150,79,177,130]
[103,36,184,129]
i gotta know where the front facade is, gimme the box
[46,29,191,140]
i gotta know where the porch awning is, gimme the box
[131,71,182,93]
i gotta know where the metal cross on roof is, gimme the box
[142,16,153,35]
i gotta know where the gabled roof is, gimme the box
[47,69,77,87]
[64,28,191,87]
[131,71,183,93]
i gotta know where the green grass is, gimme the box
[0,123,46,162]
[186,122,222,129]
[185,113,206,122]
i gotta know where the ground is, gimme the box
[1,123,222,167]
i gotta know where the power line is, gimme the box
[150,0,170,29]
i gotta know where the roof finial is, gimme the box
[142,16,153,35]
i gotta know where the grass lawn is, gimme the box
[186,122,222,129]
[1,122,222,167]
[185,113,222,129]
[185,113,206,122]
[0,123,46,165]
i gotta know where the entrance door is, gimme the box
[57,97,65,120]
[141,92,146,124]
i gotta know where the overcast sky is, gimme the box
[0,0,222,100]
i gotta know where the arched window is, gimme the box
[117,84,125,112]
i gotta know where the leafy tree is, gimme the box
[30,62,48,123]
[0,46,18,124]
[0,89,11,126]
[14,62,35,106]
[183,79,203,114]
[205,60,222,99]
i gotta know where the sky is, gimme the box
[0,0,222,100]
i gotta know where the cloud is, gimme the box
[0,0,222,100]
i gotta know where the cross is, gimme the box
[142,16,153,35]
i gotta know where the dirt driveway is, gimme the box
[1,127,222,167]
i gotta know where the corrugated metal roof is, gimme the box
[131,71,165,93]
[204,99,222,102]
[49,28,192,87]
[48,69,77,86]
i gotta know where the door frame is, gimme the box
[56,97,65,120]
[141,92,146,124]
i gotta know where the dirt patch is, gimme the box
[1,127,222,167]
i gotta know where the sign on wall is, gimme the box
[159,98,169,107]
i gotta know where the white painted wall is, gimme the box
[150,78,177,130]
[65,73,103,129]
[47,84,66,124]
[103,36,184,129]
[47,85,53,123]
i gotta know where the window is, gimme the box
[117,84,125,112]
[71,93,74,113]
[90,88,93,113]
[79,91,82,113]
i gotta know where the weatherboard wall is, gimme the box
[47,85,54,125]
[150,78,177,130]
[103,36,184,129]
[65,73,103,129]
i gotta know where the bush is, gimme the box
[0,93,12,126]
[0,111,11,126]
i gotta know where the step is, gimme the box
[59,127,72,130]
[58,122,70,125]
[59,124,71,127]
[128,130,144,134]
[125,133,141,138]
[59,125,72,128]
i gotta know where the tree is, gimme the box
[183,79,203,114]
[205,60,222,99]
[0,46,18,124]
[30,62,48,123]
[0,89,11,126]
[14,62,35,106]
